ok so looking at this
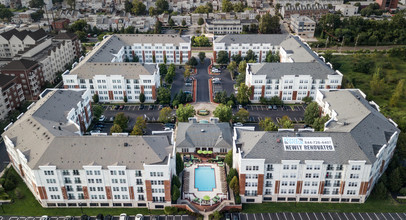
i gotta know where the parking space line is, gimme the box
[342,213,349,220]
[290,213,296,220]
[356,213,364,220]
[268,213,274,220]
[321,213,326,220]
[365,213,373,220]
[283,213,288,220]
[328,213,334,220]
[385,213,394,220]
[260,213,264,220]
[306,213,311,220]
[313,213,319,220]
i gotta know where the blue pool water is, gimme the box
[195,166,215,191]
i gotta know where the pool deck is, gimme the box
[184,163,226,202]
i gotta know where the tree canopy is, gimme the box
[236,83,251,105]
[217,51,229,64]
[155,0,169,14]
[259,13,280,34]
[259,117,278,131]
[114,113,128,130]
[176,104,195,122]
[213,104,232,122]
[304,102,320,125]
[132,0,146,15]
[159,107,173,123]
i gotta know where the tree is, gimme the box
[66,0,76,9]
[132,0,146,15]
[114,113,128,130]
[245,50,257,62]
[389,79,404,107]
[388,168,403,192]
[213,104,232,122]
[70,20,87,32]
[168,18,175,27]
[184,65,191,79]
[187,56,198,67]
[139,92,146,103]
[135,116,147,130]
[176,104,195,122]
[222,0,233,12]
[224,150,233,167]
[172,187,180,202]
[155,0,169,14]
[237,83,251,105]
[124,0,133,13]
[92,94,99,103]
[198,17,204,25]
[124,26,135,34]
[313,115,329,131]
[217,51,229,64]
[370,69,385,95]
[238,60,247,74]
[302,96,313,104]
[259,13,280,34]
[130,125,143,135]
[181,19,186,26]
[304,102,320,126]
[92,105,104,120]
[279,115,293,128]
[371,181,388,200]
[259,117,278,131]
[159,64,167,76]
[176,153,184,175]
[172,175,181,188]
[229,176,239,194]
[149,7,156,16]
[233,2,244,12]
[110,124,123,133]
[31,10,44,22]
[227,168,237,183]
[198,52,206,63]
[159,107,173,123]
[232,54,243,64]
[165,64,176,84]
[132,54,139,62]
[157,87,171,104]
[212,211,223,220]
[227,61,237,77]
[234,108,249,123]
[29,0,45,7]
[0,7,13,21]
[154,20,162,34]
[265,51,280,62]
[193,35,210,47]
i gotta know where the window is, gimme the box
[112,179,118,183]
[44,170,54,175]
[348,182,358,187]
[110,170,117,175]
[350,174,359,179]
[305,173,311,178]
[351,165,361,170]
[120,179,126,184]
[304,181,310,186]
[347,190,356,195]
[88,179,94,183]
[313,173,319,178]
[246,166,252,171]
[314,165,320,170]
[48,187,58,191]
[306,165,312,170]
[86,170,93,175]
[283,165,289,170]
[281,181,288,186]
[291,165,297,170]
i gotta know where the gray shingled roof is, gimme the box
[2,89,173,169]
[1,59,38,70]
[237,130,369,164]
[69,62,157,79]
[279,36,321,63]
[176,122,233,149]
[249,62,335,79]
[214,34,289,46]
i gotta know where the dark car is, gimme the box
[148,105,154,110]
[139,104,144,110]
[104,215,112,220]
[81,215,90,220]
[96,214,104,220]
[95,124,105,128]
[225,213,231,220]
[114,105,120,110]
[165,123,175,129]
[232,213,239,220]
[119,105,124,110]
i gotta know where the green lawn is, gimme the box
[331,53,406,126]
[242,197,406,213]
[2,168,164,216]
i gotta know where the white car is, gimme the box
[135,214,143,220]
[119,213,127,220]
[99,115,105,122]
[212,69,221,73]
[212,77,221,81]
[40,216,49,220]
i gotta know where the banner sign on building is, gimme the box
[283,137,335,151]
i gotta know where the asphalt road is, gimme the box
[233,105,306,123]
[1,216,196,220]
[195,58,211,102]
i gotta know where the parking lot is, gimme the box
[234,105,306,123]
[170,66,194,99]
[2,216,196,220]
[89,105,174,134]
[238,212,406,220]
[211,68,235,97]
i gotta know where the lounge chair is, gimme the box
[215,195,220,200]
[193,197,199,202]
[212,198,218,203]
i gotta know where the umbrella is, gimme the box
[197,150,203,154]
[203,195,210,201]
[203,150,208,154]
[208,151,213,154]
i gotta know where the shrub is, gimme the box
[0,178,5,186]
[4,178,16,191]
[235,194,241,204]
[172,175,181,188]
[164,206,178,215]
[399,187,406,196]
[14,187,24,199]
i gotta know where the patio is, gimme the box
[183,163,227,206]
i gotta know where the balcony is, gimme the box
[334,175,342,179]
[62,171,70,175]
[75,180,82,184]
[137,190,144,193]
[244,193,258,196]
[265,184,273,187]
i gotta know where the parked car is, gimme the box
[119,213,127,220]
[267,105,272,110]
[64,216,74,220]
[225,213,231,220]
[212,79,221,84]
[164,127,171,131]
[135,214,143,220]
[104,215,112,220]
[81,215,90,220]
[139,104,144,110]
[232,213,240,220]
[213,77,221,81]
[90,130,101,134]
[273,105,277,110]
[234,122,243,127]
[109,116,115,122]
[158,105,163,110]
[95,124,105,128]
[99,115,106,122]
[165,123,175,129]
[212,69,221,73]
[148,105,154,110]
[40,216,49,220]
[119,105,124,110]
[184,91,192,94]
[114,105,120,110]
[185,83,192,86]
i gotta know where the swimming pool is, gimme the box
[195,166,216,191]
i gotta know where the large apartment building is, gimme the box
[0,29,48,58]
[290,15,316,38]
[205,19,259,35]
[0,59,44,100]
[0,74,25,119]
[2,89,176,208]
[233,89,399,203]
[63,34,191,103]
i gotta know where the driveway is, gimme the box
[195,58,211,102]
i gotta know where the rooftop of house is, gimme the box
[0,74,16,89]
[214,34,290,46]
[0,59,39,70]
[176,121,233,149]
[237,89,399,164]
[248,62,336,79]
[68,62,157,79]
[279,36,321,62]
[2,89,173,169]
[290,14,316,23]
[0,28,47,41]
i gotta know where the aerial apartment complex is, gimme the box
[214,34,342,103]
[3,89,176,208]
[63,34,191,103]
[233,89,399,203]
